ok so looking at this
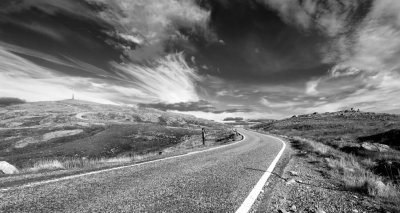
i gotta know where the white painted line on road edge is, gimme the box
[0,132,247,192]
[235,132,286,213]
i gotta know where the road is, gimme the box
[0,129,285,213]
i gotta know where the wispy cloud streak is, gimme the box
[113,53,201,103]
[0,47,200,104]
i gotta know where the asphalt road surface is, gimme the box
[0,129,285,213]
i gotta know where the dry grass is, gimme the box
[323,149,400,201]
[60,156,134,170]
[292,136,334,156]
[360,158,377,169]
[325,154,361,173]
[254,111,400,209]
[102,156,132,163]
[343,169,400,200]
[22,156,137,172]
[132,152,160,161]
[292,136,400,201]
[24,159,65,172]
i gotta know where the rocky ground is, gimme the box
[255,135,398,213]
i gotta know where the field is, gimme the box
[252,110,400,210]
[0,100,236,174]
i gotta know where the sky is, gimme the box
[1,0,400,121]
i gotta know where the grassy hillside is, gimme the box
[253,110,400,150]
[0,100,235,171]
[252,110,400,207]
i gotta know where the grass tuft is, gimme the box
[21,153,174,173]
[22,156,136,172]
[292,136,334,156]
[343,170,400,200]
[26,159,65,172]
[326,154,361,173]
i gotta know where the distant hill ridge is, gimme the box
[253,110,400,150]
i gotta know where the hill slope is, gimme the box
[0,100,234,168]
[252,110,400,212]
[253,110,400,149]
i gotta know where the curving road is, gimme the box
[0,129,285,213]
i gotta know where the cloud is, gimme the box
[227,104,244,107]
[329,65,361,78]
[215,89,246,98]
[0,41,120,80]
[2,0,399,121]
[334,0,400,73]
[139,100,214,112]
[305,79,320,95]
[175,110,282,122]
[260,0,364,36]
[1,0,212,61]
[216,90,229,96]
[0,47,122,104]
[91,0,210,41]
[260,97,303,108]
[113,53,201,103]
[17,22,65,42]
[0,0,97,17]
[91,0,212,61]
[0,46,200,105]
[117,33,145,45]
[223,117,243,121]
[0,0,210,105]
[280,0,400,77]
[259,0,398,73]
[307,71,400,113]
[213,108,252,114]
[0,41,146,84]
[0,41,72,68]
[260,0,400,117]
[140,99,252,115]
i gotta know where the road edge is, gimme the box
[235,131,287,213]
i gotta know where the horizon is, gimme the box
[2,97,397,123]
[1,0,400,120]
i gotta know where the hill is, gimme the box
[252,110,400,211]
[252,110,400,177]
[253,110,400,149]
[0,100,235,171]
